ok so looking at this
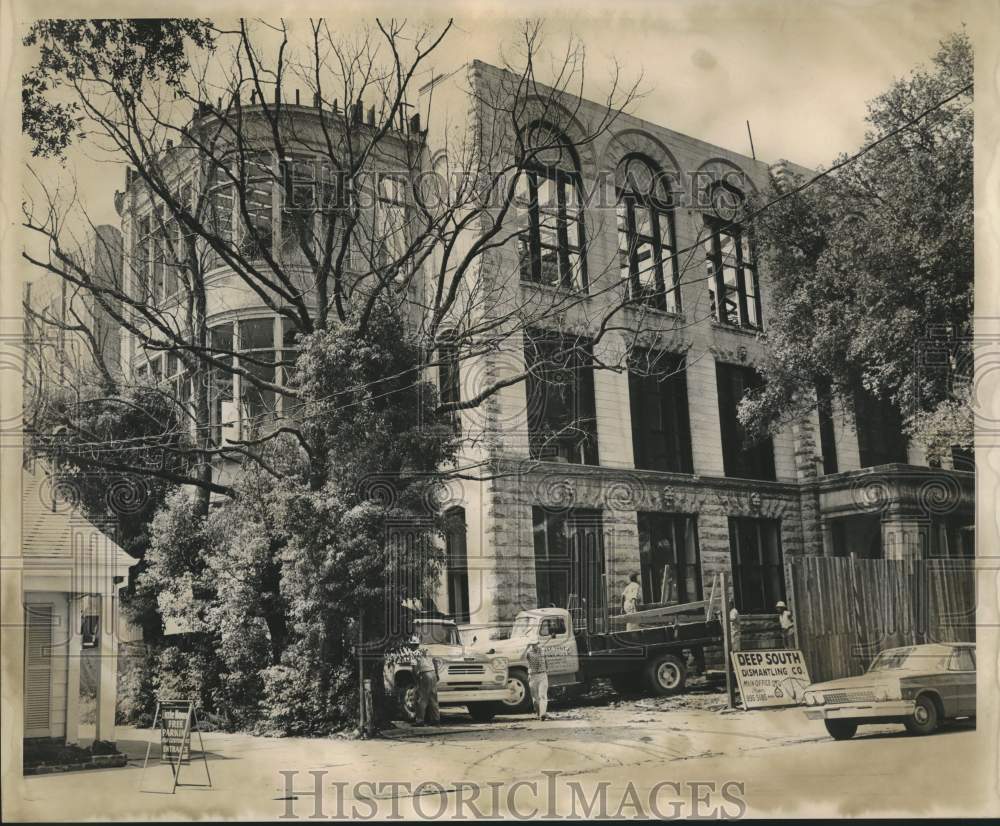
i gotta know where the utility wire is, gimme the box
[33,79,973,453]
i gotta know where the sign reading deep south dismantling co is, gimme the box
[731,649,811,709]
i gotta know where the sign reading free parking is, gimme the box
[732,650,811,709]
[160,702,193,763]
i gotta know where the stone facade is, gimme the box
[437,62,975,632]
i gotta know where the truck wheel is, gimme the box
[645,654,686,696]
[824,720,858,740]
[499,670,533,713]
[396,682,418,723]
[467,703,497,722]
[904,695,940,735]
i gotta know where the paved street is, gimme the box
[8,688,989,820]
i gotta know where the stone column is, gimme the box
[881,512,931,561]
[791,410,824,557]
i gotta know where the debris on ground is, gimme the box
[634,694,729,713]
[547,709,588,720]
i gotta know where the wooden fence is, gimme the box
[786,556,976,683]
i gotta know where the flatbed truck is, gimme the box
[471,601,724,713]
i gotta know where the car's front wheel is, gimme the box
[904,694,940,735]
[824,719,858,740]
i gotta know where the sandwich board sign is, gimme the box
[731,649,811,709]
[139,699,212,793]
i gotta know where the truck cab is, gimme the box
[471,608,582,713]
[472,601,721,712]
[383,617,512,722]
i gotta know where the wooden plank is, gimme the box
[619,599,708,624]
[704,574,718,623]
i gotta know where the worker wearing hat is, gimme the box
[776,600,795,648]
[408,636,441,726]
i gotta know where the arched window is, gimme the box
[704,182,761,329]
[516,123,587,290]
[239,152,276,260]
[617,154,680,312]
[444,506,470,624]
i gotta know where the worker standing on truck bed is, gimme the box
[622,572,641,631]
[411,639,441,726]
[526,642,549,720]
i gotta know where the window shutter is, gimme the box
[24,604,53,734]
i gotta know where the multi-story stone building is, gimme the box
[421,62,974,634]
[115,94,425,490]
[114,60,974,637]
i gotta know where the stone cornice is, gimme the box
[816,463,974,518]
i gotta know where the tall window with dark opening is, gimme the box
[206,159,235,270]
[853,386,908,467]
[240,152,275,260]
[437,334,461,428]
[816,377,839,475]
[209,322,234,447]
[628,348,693,473]
[280,317,302,420]
[239,318,277,436]
[617,154,680,312]
[728,517,784,613]
[133,214,151,301]
[704,183,761,329]
[444,507,470,624]
[532,507,605,631]
[637,513,701,605]
[280,153,318,258]
[716,362,775,481]
[524,330,598,465]
[516,123,587,291]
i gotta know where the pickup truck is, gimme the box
[384,616,512,721]
[470,606,723,713]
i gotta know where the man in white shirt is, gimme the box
[777,601,795,648]
[526,642,549,720]
[622,572,641,631]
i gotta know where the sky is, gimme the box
[18,0,973,233]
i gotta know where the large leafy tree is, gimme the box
[741,32,973,463]
[130,304,458,733]
[23,18,216,158]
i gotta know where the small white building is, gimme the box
[21,463,138,744]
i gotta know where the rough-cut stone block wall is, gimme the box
[793,409,825,557]
[477,460,805,626]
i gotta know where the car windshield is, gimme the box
[415,623,461,646]
[868,647,948,672]
[511,616,539,637]
[868,648,914,671]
